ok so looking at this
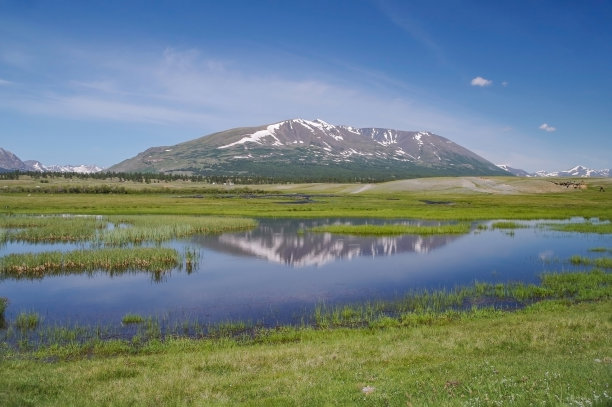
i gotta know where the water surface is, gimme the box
[1,218,609,326]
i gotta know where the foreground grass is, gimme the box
[1,269,611,406]
[0,300,610,406]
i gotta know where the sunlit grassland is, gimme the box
[2,179,611,221]
[308,222,471,236]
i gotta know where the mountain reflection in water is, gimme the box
[192,219,464,267]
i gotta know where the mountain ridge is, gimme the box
[0,147,103,174]
[108,118,509,181]
[497,164,610,178]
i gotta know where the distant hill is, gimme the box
[0,147,102,174]
[108,119,509,181]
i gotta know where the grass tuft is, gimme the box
[15,312,41,330]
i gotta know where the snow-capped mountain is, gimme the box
[496,164,530,177]
[109,118,508,180]
[534,165,610,178]
[498,163,610,178]
[40,164,104,174]
[194,219,462,268]
[0,148,103,173]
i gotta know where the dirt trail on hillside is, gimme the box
[355,177,569,195]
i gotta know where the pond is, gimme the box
[1,218,610,328]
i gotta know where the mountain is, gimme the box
[109,119,509,180]
[0,148,103,173]
[0,147,27,171]
[193,218,462,267]
[496,164,531,177]
[534,166,610,178]
[497,164,611,178]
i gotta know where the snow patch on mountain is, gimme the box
[498,164,610,177]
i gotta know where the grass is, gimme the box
[0,214,106,243]
[121,314,145,325]
[549,221,612,234]
[0,247,180,279]
[491,221,528,229]
[569,256,612,269]
[308,222,471,236]
[2,177,612,222]
[99,215,256,246]
[14,312,41,331]
[0,269,609,405]
[0,300,610,405]
[0,214,257,245]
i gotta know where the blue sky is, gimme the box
[1,0,610,172]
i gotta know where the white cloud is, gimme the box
[501,81,508,87]
[539,123,556,132]
[471,76,492,87]
[0,47,502,139]
[0,78,13,86]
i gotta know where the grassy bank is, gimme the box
[1,269,611,405]
[0,300,609,406]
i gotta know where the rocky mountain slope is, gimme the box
[109,119,508,180]
[0,148,102,173]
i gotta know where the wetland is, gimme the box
[1,176,611,406]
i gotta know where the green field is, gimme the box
[1,175,611,406]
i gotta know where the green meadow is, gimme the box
[1,175,611,405]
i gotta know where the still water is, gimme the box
[1,218,610,326]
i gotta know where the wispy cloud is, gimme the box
[375,1,446,64]
[539,123,556,132]
[0,78,13,86]
[0,45,501,138]
[471,76,492,87]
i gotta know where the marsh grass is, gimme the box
[121,314,145,325]
[550,221,612,234]
[0,297,7,316]
[308,222,471,236]
[0,214,256,245]
[15,312,41,331]
[99,215,257,246]
[0,214,106,242]
[313,269,611,328]
[491,221,528,229]
[0,247,180,279]
[569,255,612,269]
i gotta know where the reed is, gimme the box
[549,221,612,234]
[100,215,257,246]
[0,214,256,245]
[491,221,527,229]
[121,314,145,324]
[0,247,180,279]
[15,312,41,331]
[308,222,471,236]
[569,256,612,269]
[0,214,106,242]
